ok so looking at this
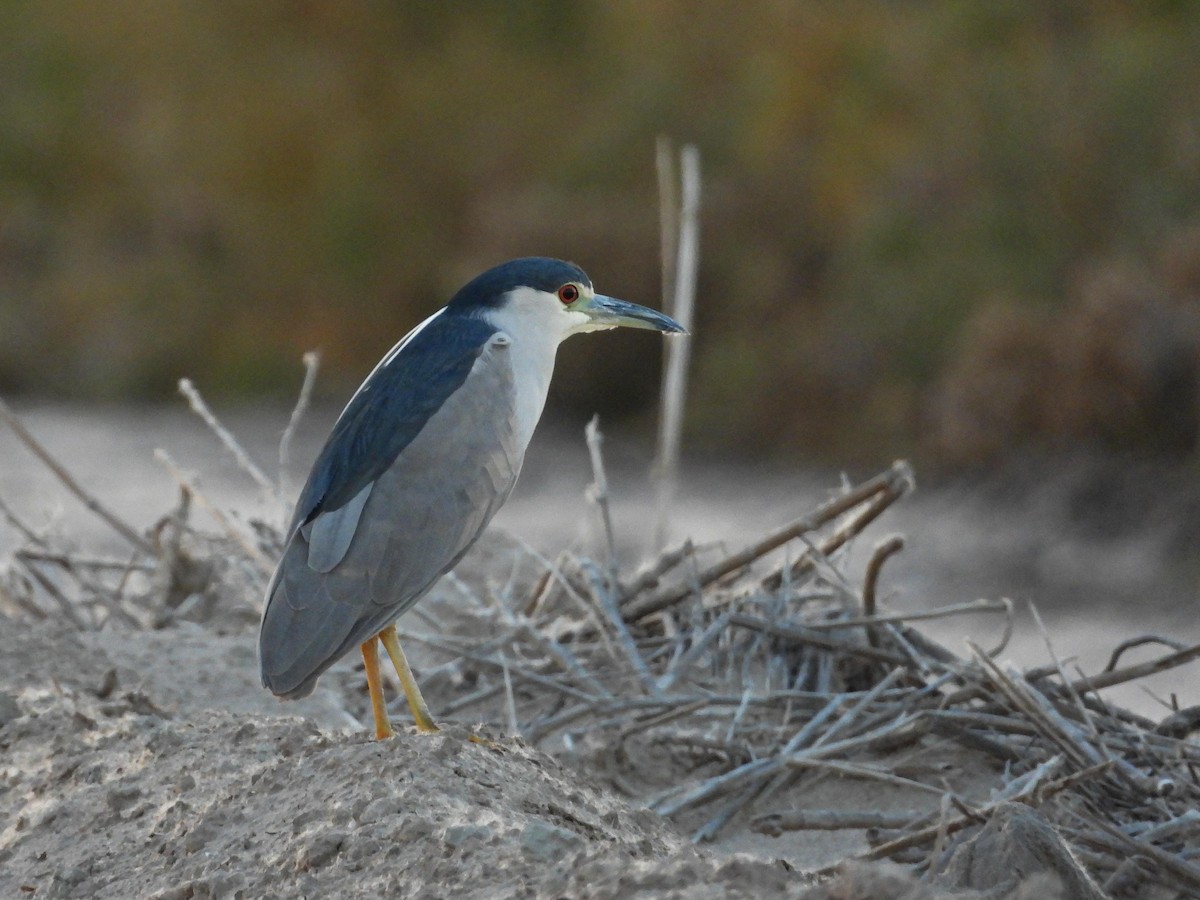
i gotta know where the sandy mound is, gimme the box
[2,581,1115,899]
[0,624,900,900]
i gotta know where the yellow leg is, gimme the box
[360,635,395,740]
[379,624,440,734]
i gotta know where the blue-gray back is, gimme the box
[288,311,499,536]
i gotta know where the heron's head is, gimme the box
[447,257,686,342]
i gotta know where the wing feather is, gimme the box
[287,310,499,537]
[302,481,372,573]
[259,332,524,698]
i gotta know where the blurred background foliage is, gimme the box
[2,0,1200,469]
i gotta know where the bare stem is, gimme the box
[0,395,152,554]
[178,378,276,499]
[278,350,320,503]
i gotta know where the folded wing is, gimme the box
[259,322,523,698]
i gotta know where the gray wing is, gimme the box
[259,334,523,698]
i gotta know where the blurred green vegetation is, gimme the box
[2,1,1200,466]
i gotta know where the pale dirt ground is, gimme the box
[1,403,1197,898]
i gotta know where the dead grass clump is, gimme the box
[3,382,1200,897]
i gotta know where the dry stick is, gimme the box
[862,534,904,618]
[802,597,1009,631]
[19,546,143,630]
[834,760,1117,870]
[925,792,957,880]
[1128,809,1200,842]
[533,688,911,748]
[928,708,1038,737]
[178,379,276,499]
[655,711,923,818]
[622,538,694,598]
[728,614,909,667]
[622,460,913,622]
[983,596,1015,658]
[153,449,275,575]
[497,596,614,702]
[15,553,88,629]
[0,577,49,620]
[580,559,661,697]
[498,651,521,737]
[523,565,557,617]
[1030,603,1099,739]
[278,350,320,503]
[1102,634,1189,673]
[618,699,711,744]
[652,143,699,550]
[1068,641,1200,695]
[694,669,912,842]
[755,808,925,834]
[693,783,766,843]
[0,493,50,548]
[401,629,600,706]
[0,396,152,554]
[508,534,605,630]
[783,759,950,799]
[584,416,619,587]
[440,681,506,716]
[794,532,861,609]
[882,623,937,676]
[656,135,678,326]
[656,610,735,692]
[761,463,915,593]
[946,640,1200,713]
[810,668,908,749]
[16,550,154,572]
[1075,813,1200,895]
[652,134,678,552]
[970,644,1104,770]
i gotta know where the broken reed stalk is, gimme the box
[1068,640,1200,694]
[801,597,1009,631]
[584,416,619,586]
[427,458,1200,888]
[0,493,48,548]
[1102,634,1189,672]
[622,460,914,623]
[844,760,1118,869]
[153,449,274,575]
[652,141,699,551]
[656,135,679,318]
[861,534,904,618]
[278,350,320,503]
[0,395,152,554]
[760,465,914,592]
[755,808,926,834]
[178,378,277,501]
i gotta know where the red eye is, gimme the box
[557,283,579,305]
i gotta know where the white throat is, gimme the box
[480,286,585,452]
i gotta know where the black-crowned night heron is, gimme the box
[259,257,685,739]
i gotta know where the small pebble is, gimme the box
[55,865,87,885]
[443,823,492,849]
[520,819,583,863]
[0,692,21,727]
[107,784,142,812]
[358,796,405,824]
[297,829,348,870]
